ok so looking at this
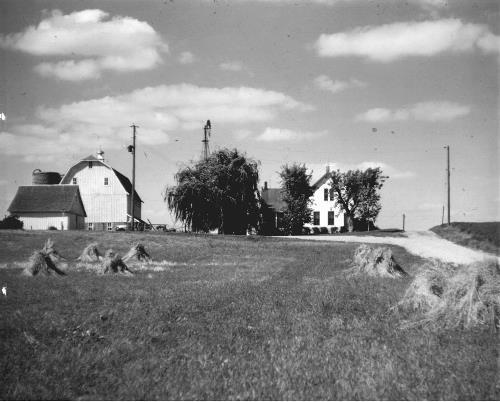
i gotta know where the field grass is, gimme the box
[0,230,498,400]
[431,222,500,256]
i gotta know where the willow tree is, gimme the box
[166,148,261,234]
[329,167,387,232]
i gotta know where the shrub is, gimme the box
[312,227,320,235]
[330,227,339,234]
[47,226,58,230]
[0,215,23,230]
[320,227,329,234]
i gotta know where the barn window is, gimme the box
[329,188,334,201]
[88,222,93,231]
[328,211,335,225]
[88,162,93,168]
[313,211,320,225]
[324,188,328,201]
[104,177,109,186]
[72,178,77,184]
[107,222,113,231]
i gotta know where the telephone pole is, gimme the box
[444,145,450,225]
[129,124,138,231]
[202,120,211,160]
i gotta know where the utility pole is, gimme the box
[402,213,405,231]
[444,145,450,225]
[129,124,138,231]
[202,120,211,160]
[441,205,445,226]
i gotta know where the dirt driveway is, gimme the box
[284,231,500,265]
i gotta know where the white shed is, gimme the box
[8,185,86,230]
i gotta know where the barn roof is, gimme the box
[60,155,143,203]
[8,185,87,217]
[261,188,286,211]
[112,169,143,203]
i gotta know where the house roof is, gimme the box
[261,188,286,211]
[311,172,331,190]
[8,185,87,217]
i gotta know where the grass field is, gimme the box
[431,222,500,256]
[0,230,498,400]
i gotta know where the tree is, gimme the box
[329,167,387,232]
[0,215,23,230]
[279,163,314,235]
[166,148,261,234]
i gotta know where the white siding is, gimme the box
[305,182,345,229]
[20,213,70,230]
[62,162,129,224]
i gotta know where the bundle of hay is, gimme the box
[77,243,102,263]
[347,244,407,278]
[102,250,133,274]
[122,243,151,263]
[23,239,66,276]
[398,260,499,330]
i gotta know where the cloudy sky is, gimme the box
[0,0,498,230]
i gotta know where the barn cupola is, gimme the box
[97,149,105,162]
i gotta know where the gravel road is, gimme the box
[284,230,499,265]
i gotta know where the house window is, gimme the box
[107,222,113,231]
[104,177,109,186]
[328,211,335,225]
[88,161,93,168]
[329,188,334,201]
[72,178,77,184]
[324,188,328,201]
[88,222,93,231]
[313,211,320,226]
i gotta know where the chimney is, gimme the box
[325,165,330,174]
[97,149,105,161]
[264,181,268,190]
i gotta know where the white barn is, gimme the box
[59,151,143,231]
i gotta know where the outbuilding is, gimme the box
[8,185,86,230]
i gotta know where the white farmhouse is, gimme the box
[304,167,345,232]
[261,166,345,233]
[59,151,143,231]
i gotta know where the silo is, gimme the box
[32,169,62,185]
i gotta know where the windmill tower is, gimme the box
[202,120,211,160]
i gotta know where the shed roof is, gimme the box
[261,188,286,211]
[8,185,87,217]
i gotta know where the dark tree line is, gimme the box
[166,148,386,234]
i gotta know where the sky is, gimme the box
[0,0,498,230]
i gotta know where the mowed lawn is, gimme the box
[0,231,497,400]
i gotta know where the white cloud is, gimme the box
[0,84,311,162]
[34,59,101,81]
[256,127,326,142]
[315,19,499,62]
[219,61,245,72]
[0,9,168,80]
[356,101,470,122]
[178,51,196,64]
[314,75,366,94]
[308,161,416,183]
